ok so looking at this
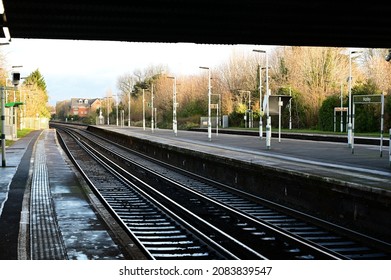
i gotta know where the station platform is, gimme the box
[0,129,140,260]
[98,126,391,191]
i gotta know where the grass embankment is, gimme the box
[5,128,34,147]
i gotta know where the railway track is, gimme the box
[52,123,391,260]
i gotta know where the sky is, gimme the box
[2,39,273,106]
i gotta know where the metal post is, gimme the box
[1,86,6,167]
[207,69,211,141]
[122,110,125,127]
[289,87,292,130]
[200,66,211,141]
[154,107,157,129]
[216,103,219,137]
[151,84,154,133]
[340,82,343,132]
[142,89,146,131]
[253,49,266,139]
[389,128,391,168]
[380,93,384,157]
[106,97,110,125]
[259,66,263,137]
[348,52,353,147]
[278,96,281,142]
[168,76,177,136]
[116,95,119,126]
[347,50,362,147]
[248,91,252,128]
[351,102,355,154]
[128,91,131,127]
[265,52,271,150]
[173,78,177,136]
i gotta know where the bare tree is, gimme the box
[361,48,391,94]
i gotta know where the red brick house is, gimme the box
[69,98,102,118]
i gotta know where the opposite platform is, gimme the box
[95,126,391,190]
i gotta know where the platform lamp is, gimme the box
[347,50,362,148]
[115,93,119,126]
[167,76,177,136]
[254,50,271,149]
[151,83,154,133]
[128,90,131,127]
[253,49,266,140]
[199,66,212,141]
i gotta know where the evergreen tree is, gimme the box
[22,69,51,118]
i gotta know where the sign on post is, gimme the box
[353,95,382,104]
[333,107,348,132]
[352,94,384,157]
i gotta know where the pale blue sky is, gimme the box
[3,39,271,105]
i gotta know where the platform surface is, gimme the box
[97,126,391,191]
[0,129,127,260]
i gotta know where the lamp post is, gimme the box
[115,94,119,126]
[238,90,251,128]
[347,50,362,147]
[106,96,111,125]
[340,81,343,132]
[167,76,177,136]
[142,89,146,130]
[212,93,221,136]
[151,83,154,133]
[289,86,292,130]
[253,49,266,139]
[128,90,131,127]
[263,51,271,149]
[200,66,212,141]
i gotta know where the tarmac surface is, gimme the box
[0,129,127,260]
[0,125,390,260]
[100,126,391,190]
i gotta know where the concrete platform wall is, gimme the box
[87,126,391,242]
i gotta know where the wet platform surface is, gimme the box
[0,129,126,260]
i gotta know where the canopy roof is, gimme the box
[5,102,24,107]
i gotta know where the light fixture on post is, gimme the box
[115,94,119,126]
[167,76,177,136]
[142,89,146,130]
[199,66,212,141]
[347,50,362,148]
[264,51,271,149]
[151,83,154,133]
[253,49,266,140]
[106,96,112,125]
[128,89,131,127]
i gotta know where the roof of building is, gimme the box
[2,1,390,49]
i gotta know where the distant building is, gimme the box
[70,98,102,117]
